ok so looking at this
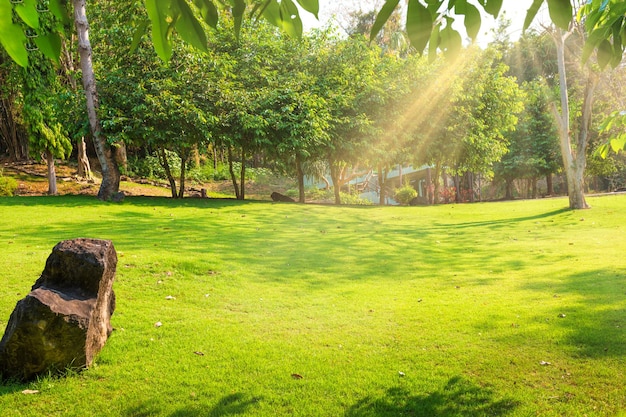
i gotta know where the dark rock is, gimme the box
[271,192,295,203]
[0,239,117,381]
[409,196,429,206]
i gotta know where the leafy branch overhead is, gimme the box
[371,0,624,68]
[0,0,320,66]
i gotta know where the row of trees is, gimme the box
[0,0,625,206]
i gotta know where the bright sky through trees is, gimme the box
[301,0,550,46]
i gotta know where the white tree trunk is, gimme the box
[553,29,596,210]
[73,0,119,200]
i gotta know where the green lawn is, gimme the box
[0,194,625,416]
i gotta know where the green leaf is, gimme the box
[371,0,400,44]
[610,135,626,153]
[463,3,481,41]
[524,0,544,31]
[130,19,150,54]
[582,26,611,63]
[406,0,433,53]
[295,0,319,19]
[484,0,503,17]
[145,0,173,61]
[597,39,612,69]
[440,20,462,56]
[49,0,70,25]
[174,0,208,52]
[595,143,609,159]
[193,0,219,28]
[15,0,39,29]
[0,22,28,67]
[232,0,246,39]
[547,0,572,31]
[279,0,303,38]
[34,32,62,64]
[428,21,441,62]
[260,0,282,27]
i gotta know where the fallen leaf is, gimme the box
[398,371,406,377]
[193,351,205,356]
[558,314,566,318]
[155,321,162,328]
[22,390,39,395]
[165,295,176,300]
[540,361,551,366]
[291,373,303,380]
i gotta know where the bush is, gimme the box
[0,171,18,196]
[127,151,180,180]
[394,184,417,205]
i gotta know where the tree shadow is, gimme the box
[431,207,571,231]
[124,393,261,417]
[345,376,519,417]
[519,268,626,358]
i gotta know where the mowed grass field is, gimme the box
[0,194,625,416]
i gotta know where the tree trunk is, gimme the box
[553,29,597,210]
[296,153,305,203]
[115,142,128,173]
[76,136,92,180]
[433,162,442,204]
[1,97,29,161]
[546,174,554,195]
[378,165,386,205]
[329,158,341,205]
[505,178,513,200]
[46,149,58,195]
[159,147,177,198]
[227,146,240,200]
[61,38,93,181]
[454,174,461,203]
[178,151,187,199]
[73,0,119,200]
[239,146,245,200]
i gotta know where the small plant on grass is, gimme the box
[0,170,18,196]
[394,184,417,205]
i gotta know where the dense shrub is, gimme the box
[394,184,418,205]
[0,171,18,196]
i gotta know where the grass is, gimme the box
[0,194,625,416]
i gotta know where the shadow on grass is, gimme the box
[433,208,572,231]
[0,381,27,396]
[520,268,626,358]
[345,376,519,417]
[124,393,261,417]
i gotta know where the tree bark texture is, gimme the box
[73,0,119,200]
[296,153,305,203]
[554,29,596,210]
[227,146,240,200]
[239,146,246,200]
[76,136,92,180]
[45,150,57,195]
[159,147,177,198]
[61,38,93,180]
[178,151,187,199]
[377,166,386,205]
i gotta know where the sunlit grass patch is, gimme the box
[0,194,625,416]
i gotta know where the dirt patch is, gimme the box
[1,158,289,200]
